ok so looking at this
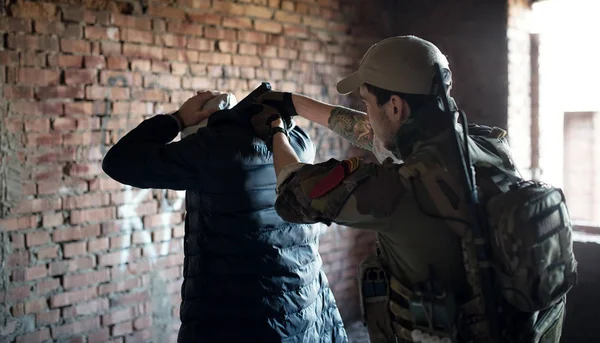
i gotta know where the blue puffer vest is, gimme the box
[177,110,347,343]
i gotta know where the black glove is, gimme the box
[249,104,291,145]
[255,91,297,130]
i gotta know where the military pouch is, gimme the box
[358,254,396,343]
[521,297,565,343]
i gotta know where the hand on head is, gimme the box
[178,90,225,127]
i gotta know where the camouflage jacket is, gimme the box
[275,124,519,303]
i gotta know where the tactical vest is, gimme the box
[358,125,576,343]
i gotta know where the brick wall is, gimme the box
[0,1,380,342]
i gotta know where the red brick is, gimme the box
[167,22,203,36]
[188,12,222,25]
[63,269,109,289]
[132,230,151,244]
[129,59,149,72]
[170,62,187,76]
[26,231,50,247]
[98,277,141,296]
[121,28,153,44]
[70,207,115,225]
[131,89,168,102]
[204,27,236,41]
[100,70,134,87]
[19,52,47,67]
[163,48,198,63]
[187,38,211,51]
[36,309,60,325]
[237,31,268,44]
[42,213,64,227]
[25,133,62,147]
[148,61,168,74]
[108,236,132,252]
[63,69,96,85]
[88,237,109,253]
[25,298,48,314]
[110,291,149,308]
[239,43,258,55]
[88,328,110,343]
[48,54,83,68]
[25,265,47,280]
[50,286,96,308]
[213,0,244,14]
[112,321,133,336]
[16,328,51,343]
[197,52,232,65]
[63,102,93,115]
[11,233,26,249]
[111,101,154,116]
[106,56,128,70]
[62,8,94,23]
[222,17,252,29]
[63,23,83,38]
[52,224,100,243]
[172,224,184,238]
[152,18,166,32]
[254,20,282,33]
[156,33,187,47]
[112,14,151,30]
[83,56,106,69]
[37,86,84,99]
[6,251,28,268]
[102,307,137,326]
[133,315,152,330]
[37,245,59,259]
[62,131,104,146]
[49,257,95,276]
[60,39,90,54]
[232,55,262,67]
[52,117,78,131]
[89,178,122,192]
[101,41,122,56]
[63,193,110,210]
[35,20,65,35]
[64,162,102,178]
[0,215,38,231]
[0,17,31,32]
[51,317,100,339]
[63,298,109,318]
[6,285,30,301]
[123,44,163,60]
[64,241,86,257]
[99,248,141,266]
[0,51,19,66]
[14,197,62,214]
[10,302,25,316]
[85,26,119,40]
[4,85,34,99]
[148,6,186,20]
[85,86,130,100]
[143,74,180,89]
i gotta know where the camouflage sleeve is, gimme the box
[274,158,411,232]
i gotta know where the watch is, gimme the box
[267,126,289,150]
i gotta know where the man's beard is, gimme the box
[373,135,402,164]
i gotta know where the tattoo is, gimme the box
[328,106,374,151]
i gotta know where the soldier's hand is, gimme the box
[255,91,296,129]
[249,104,285,141]
[178,90,223,127]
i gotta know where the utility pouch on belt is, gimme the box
[358,254,396,343]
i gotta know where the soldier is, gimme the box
[249,36,568,343]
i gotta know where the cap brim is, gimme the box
[336,71,362,95]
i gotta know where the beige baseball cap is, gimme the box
[336,35,450,95]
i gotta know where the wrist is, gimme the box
[170,111,185,131]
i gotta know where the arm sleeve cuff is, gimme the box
[276,162,306,194]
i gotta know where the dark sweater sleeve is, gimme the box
[102,114,210,191]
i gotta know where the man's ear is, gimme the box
[389,95,407,122]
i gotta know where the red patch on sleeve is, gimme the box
[309,158,359,199]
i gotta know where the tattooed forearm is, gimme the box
[328,106,374,151]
